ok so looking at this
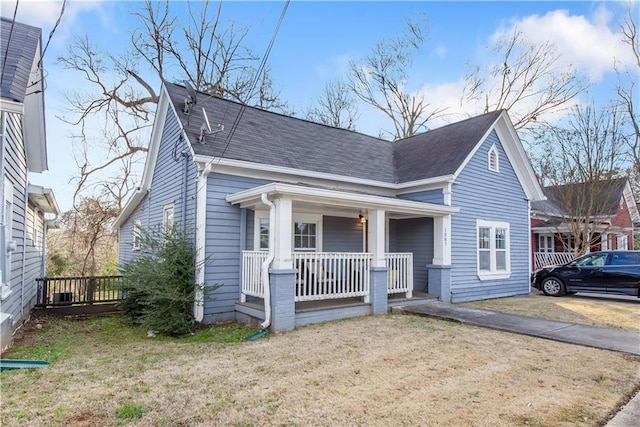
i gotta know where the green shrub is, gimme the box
[117,224,218,336]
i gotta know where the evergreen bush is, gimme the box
[117,224,218,336]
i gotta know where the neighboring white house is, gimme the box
[115,81,544,332]
[0,18,60,351]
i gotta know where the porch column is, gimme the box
[429,214,452,302]
[367,209,387,309]
[432,214,451,265]
[272,198,293,270]
[368,209,386,268]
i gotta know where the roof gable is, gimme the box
[393,110,503,182]
[532,177,638,220]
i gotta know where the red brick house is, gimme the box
[530,178,639,269]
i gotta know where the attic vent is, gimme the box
[488,144,499,172]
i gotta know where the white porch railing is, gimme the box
[386,252,413,298]
[240,251,415,303]
[241,251,268,301]
[293,252,372,302]
[533,252,575,270]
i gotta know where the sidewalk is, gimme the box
[396,302,640,427]
[399,302,640,355]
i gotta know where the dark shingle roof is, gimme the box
[165,82,502,184]
[393,110,503,181]
[0,17,41,103]
[532,177,628,217]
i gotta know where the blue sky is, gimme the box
[1,0,636,212]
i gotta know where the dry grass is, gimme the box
[464,290,640,333]
[2,312,639,427]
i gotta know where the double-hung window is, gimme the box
[132,221,142,251]
[163,203,174,232]
[477,220,510,280]
[254,212,322,252]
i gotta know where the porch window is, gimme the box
[253,212,322,251]
[617,234,628,250]
[259,218,270,250]
[477,220,510,280]
[294,222,317,251]
[538,235,553,253]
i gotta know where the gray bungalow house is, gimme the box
[115,81,544,332]
[1,18,60,350]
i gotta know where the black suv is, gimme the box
[531,251,640,297]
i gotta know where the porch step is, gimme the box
[387,292,439,310]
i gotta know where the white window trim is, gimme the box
[132,220,142,251]
[477,219,511,280]
[617,234,628,251]
[488,144,499,172]
[163,203,175,231]
[254,211,323,252]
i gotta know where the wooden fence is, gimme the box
[35,275,124,307]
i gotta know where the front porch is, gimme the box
[237,251,438,328]
[223,183,458,331]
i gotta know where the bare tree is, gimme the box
[534,104,628,256]
[615,3,640,198]
[58,0,287,209]
[347,15,445,140]
[48,196,119,276]
[306,79,359,130]
[462,28,587,134]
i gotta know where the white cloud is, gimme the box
[491,8,636,82]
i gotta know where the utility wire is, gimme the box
[36,0,66,73]
[0,0,20,88]
[205,0,290,172]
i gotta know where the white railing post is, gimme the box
[385,253,413,298]
[533,252,575,269]
[241,251,268,300]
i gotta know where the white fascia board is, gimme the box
[24,40,47,173]
[193,154,455,195]
[226,182,459,217]
[114,84,171,228]
[452,111,545,202]
[0,99,24,114]
[27,184,60,215]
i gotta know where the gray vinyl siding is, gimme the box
[391,217,434,293]
[449,130,530,302]
[22,204,45,310]
[400,188,444,204]
[202,173,268,323]
[323,216,363,252]
[117,106,197,267]
[1,111,33,325]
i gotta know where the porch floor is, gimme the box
[237,291,439,314]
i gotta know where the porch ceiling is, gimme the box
[225,182,459,219]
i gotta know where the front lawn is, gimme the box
[2,314,639,426]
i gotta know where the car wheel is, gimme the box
[542,277,565,297]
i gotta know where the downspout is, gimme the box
[181,150,188,227]
[194,162,212,323]
[259,193,275,330]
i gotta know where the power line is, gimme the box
[206,0,290,172]
[37,0,66,71]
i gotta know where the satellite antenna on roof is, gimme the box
[183,80,197,114]
[199,107,224,143]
